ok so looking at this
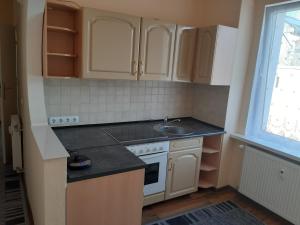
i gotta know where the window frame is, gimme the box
[246,1,300,151]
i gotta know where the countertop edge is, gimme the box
[119,131,226,146]
[32,125,69,160]
[67,164,145,183]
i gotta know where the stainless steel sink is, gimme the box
[153,124,194,136]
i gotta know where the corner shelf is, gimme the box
[199,135,223,189]
[47,25,78,34]
[43,2,81,78]
[203,147,219,154]
[199,179,214,188]
[200,163,218,172]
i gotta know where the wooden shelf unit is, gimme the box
[199,135,223,188]
[43,1,81,78]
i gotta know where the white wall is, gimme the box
[218,0,257,188]
[201,0,242,27]
[219,0,293,188]
[17,0,67,225]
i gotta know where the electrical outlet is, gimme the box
[70,116,79,123]
[48,117,60,125]
[48,116,80,126]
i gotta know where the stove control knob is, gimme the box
[159,146,163,151]
[146,148,150,153]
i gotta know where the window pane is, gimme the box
[265,10,300,142]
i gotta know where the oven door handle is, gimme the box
[139,152,168,160]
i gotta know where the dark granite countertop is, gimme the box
[66,145,145,182]
[53,117,225,183]
[54,126,119,150]
[103,118,225,145]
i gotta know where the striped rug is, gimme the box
[146,201,265,225]
[0,166,27,225]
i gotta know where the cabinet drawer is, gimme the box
[170,137,203,152]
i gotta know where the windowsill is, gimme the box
[231,133,300,165]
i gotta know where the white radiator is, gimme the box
[8,115,23,172]
[239,146,300,225]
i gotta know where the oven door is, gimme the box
[140,152,168,196]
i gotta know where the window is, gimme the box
[247,2,300,150]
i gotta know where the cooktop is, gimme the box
[104,123,167,144]
[54,126,118,150]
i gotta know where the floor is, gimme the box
[142,188,292,225]
[0,128,29,225]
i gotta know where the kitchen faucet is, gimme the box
[163,117,181,125]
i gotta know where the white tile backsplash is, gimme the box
[192,85,230,127]
[44,79,230,127]
[44,79,194,125]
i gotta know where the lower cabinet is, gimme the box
[66,169,144,225]
[165,138,203,200]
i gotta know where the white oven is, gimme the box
[126,141,169,197]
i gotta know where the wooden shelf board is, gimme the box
[203,147,219,154]
[200,163,218,172]
[47,25,77,34]
[47,52,77,58]
[45,75,77,79]
[198,180,214,188]
[47,2,80,11]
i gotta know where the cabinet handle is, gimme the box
[132,61,138,76]
[139,61,144,77]
[168,158,173,171]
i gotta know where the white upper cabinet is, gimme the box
[172,26,197,82]
[82,8,141,80]
[80,8,237,84]
[193,25,238,86]
[139,19,176,81]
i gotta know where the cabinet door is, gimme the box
[82,8,140,80]
[67,169,144,225]
[193,26,217,84]
[165,148,202,200]
[139,18,176,81]
[172,26,197,82]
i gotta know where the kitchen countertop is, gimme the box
[66,145,146,182]
[104,118,224,145]
[53,117,225,183]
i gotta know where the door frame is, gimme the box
[0,42,6,164]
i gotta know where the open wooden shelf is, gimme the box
[47,52,77,58]
[47,25,77,34]
[203,147,219,154]
[198,179,214,188]
[199,135,223,189]
[43,1,81,78]
[200,163,218,172]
